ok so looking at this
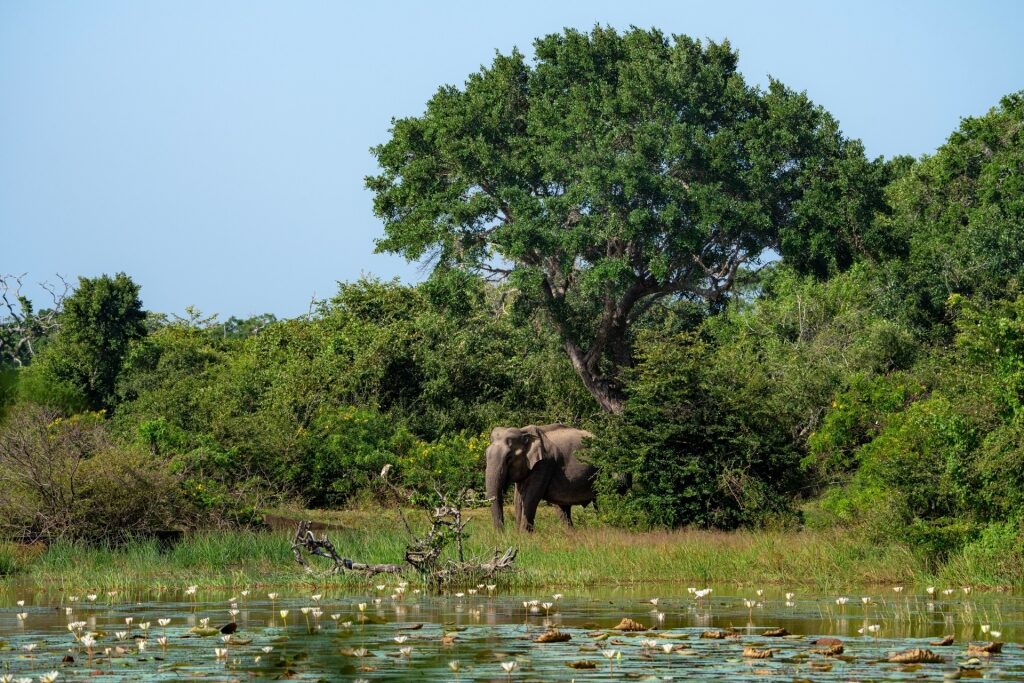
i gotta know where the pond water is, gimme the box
[1,583,1021,681]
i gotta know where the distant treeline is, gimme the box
[1,27,1022,577]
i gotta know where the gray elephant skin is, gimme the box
[485,423,597,532]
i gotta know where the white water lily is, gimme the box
[662,643,674,653]
[399,645,412,656]
[311,594,322,601]
[200,617,210,627]
[357,603,367,612]
[39,673,59,683]
[221,635,232,643]
[21,643,36,652]
[279,609,289,620]
[300,607,310,615]
[16,612,27,621]
[487,585,497,592]
[268,592,279,600]
[501,660,517,673]
[241,590,250,597]
[835,596,848,606]
[229,609,239,617]
[64,606,73,615]
[87,594,97,601]
[785,592,795,601]
[125,617,133,626]
[262,646,273,653]
[81,635,96,648]
[454,592,465,598]
[214,647,228,659]
[140,621,150,631]
[468,589,478,595]
[448,660,460,672]
[394,635,408,644]
[991,630,1002,639]
[352,647,368,657]
[981,624,991,634]
[157,636,167,647]
[963,586,973,595]
[158,618,171,627]
[926,586,935,595]
[116,631,128,640]
[376,584,386,591]
[861,596,871,605]
[185,585,197,596]
[942,588,955,596]
[893,586,904,594]
[138,640,147,652]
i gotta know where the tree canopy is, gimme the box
[368,26,885,412]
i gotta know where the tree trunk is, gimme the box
[564,340,625,414]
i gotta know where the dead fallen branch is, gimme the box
[291,520,403,576]
[290,469,516,587]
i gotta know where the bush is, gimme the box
[952,518,1024,583]
[0,404,189,543]
[589,331,800,529]
[295,406,413,507]
[396,432,488,499]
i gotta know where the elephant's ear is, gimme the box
[522,425,547,469]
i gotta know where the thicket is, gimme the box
[0,29,1021,572]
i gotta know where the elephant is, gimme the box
[485,423,597,532]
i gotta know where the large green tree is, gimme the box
[368,26,884,412]
[880,91,1024,334]
[39,273,147,411]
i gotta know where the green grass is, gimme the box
[0,505,1016,591]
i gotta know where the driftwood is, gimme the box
[291,520,403,576]
[290,469,517,587]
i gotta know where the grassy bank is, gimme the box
[0,506,1017,592]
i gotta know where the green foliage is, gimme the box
[33,273,147,411]
[396,432,488,496]
[368,25,882,410]
[805,372,929,483]
[590,330,800,529]
[951,517,1024,583]
[882,91,1024,333]
[296,406,412,507]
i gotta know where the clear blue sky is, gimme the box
[2,1,1022,318]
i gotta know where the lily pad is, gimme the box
[887,648,944,663]
[188,627,221,637]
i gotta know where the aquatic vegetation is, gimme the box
[1,584,1022,680]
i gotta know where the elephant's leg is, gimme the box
[517,476,550,533]
[556,504,574,528]
[519,494,541,532]
[513,485,525,529]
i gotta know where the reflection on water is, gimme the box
[1,583,1021,680]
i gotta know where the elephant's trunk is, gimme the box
[485,446,507,531]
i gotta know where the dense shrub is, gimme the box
[0,404,188,542]
[590,330,800,529]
